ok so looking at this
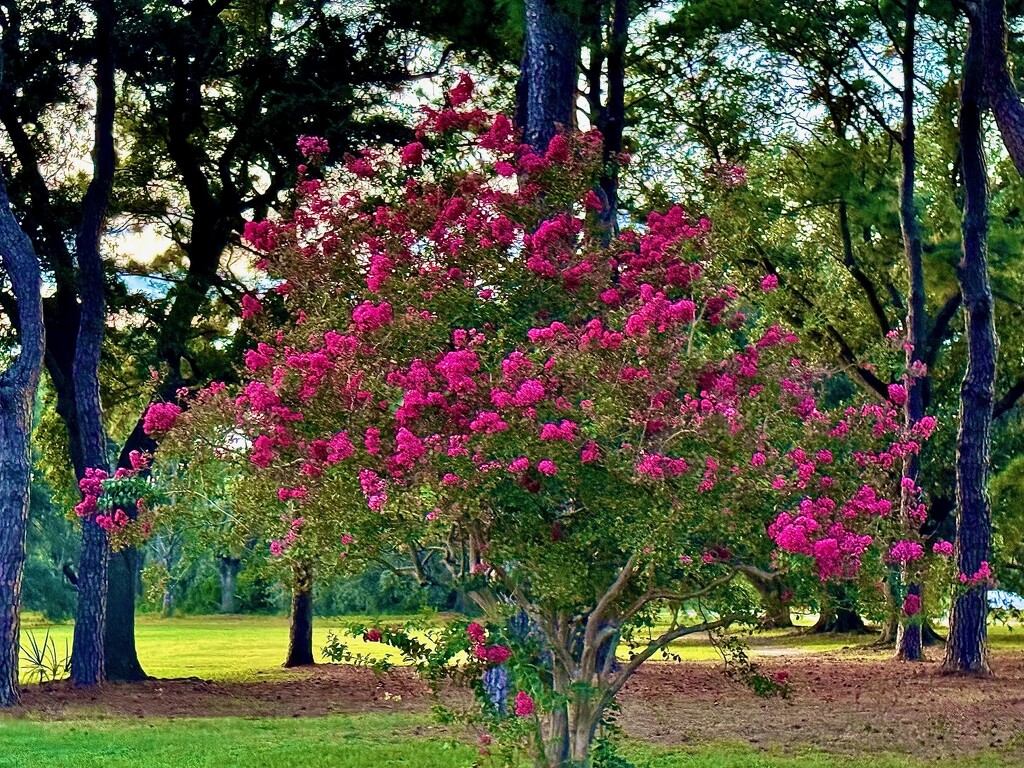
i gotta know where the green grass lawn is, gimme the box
[19,611,1024,683]
[0,712,1015,768]
[18,613,429,682]
[11,613,1024,767]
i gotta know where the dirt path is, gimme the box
[13,651,1024,760]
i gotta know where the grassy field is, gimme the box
[18,613,429,682]
[9,613,1024,767]
[19,611,1024,683]
[0,712,1017,768]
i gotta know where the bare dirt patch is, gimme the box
[13,650,1024,760]
[619,650,1024,759]
[17,665,432,720]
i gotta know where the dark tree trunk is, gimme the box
[219,557,241,614]
[812,607,867,634]
[520,0,579,151]
[104,545,146,680]
[103,427,151,682]
[0,174,46,707]
[979,0,1024,178]
[597,0,627,240]
[895,0,929,664]
[811,586,868,634]
[945,11,995,675]
[284,563,315,667]
[740,567,793,629]
[70,0,117,688]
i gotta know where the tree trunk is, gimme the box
[0,174,46,707]
[945,12,995,675]
[742,568,793,629]
[980,0,1024,178]
[538,663,570,766]
[103,424,151,681]
[104,545,146,680]
[70,0,117,689]
[812,606,867,634]
[520,0,579,151]
[895,0,927,663]
[895,582,923,661]
[596,0,627,240]
[161,582,174,618]
[284,563,315,667]
[811,586,867,634]
[219,557,241,614]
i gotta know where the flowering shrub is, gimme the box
[152,79,934,766]
[73,451,162,549]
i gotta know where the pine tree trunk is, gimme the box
[945,12,994,675]
[219,557,241,614]
[72,522,109,685]
[284,563,315,667]
[0,175,46,706]
[104,426,150,681]
[104,545,147,680]
[520,0,579,151]
[894,0,928,664]
[69,0,116,688]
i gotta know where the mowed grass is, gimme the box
[0,713,1016,768]
[9,613,1024,767]
[18,613,433,682]
[19,611,1024,682]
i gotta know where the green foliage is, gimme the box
[22,476,78,623]
[18,629,71,684]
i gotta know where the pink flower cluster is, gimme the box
[352,300,393,332]
[269,516,304,557]
[297,135,330,160]
[143,401,182,436]
[933,540,953,557]
[959,561,993,587]
[359,469,388,511]
[902,593,921,617]
[888,540,925,564]
[474,643,512,665]
[96,508,130,533]
[769,493,876,580]
[514,691,535,717]
[74,467,109,518]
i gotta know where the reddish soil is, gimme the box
[15,650,1024,759]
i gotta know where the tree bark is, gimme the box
[104,545,146,680]
[70,0,117,688]
[284,563,315,667]
[219,557,241,614]
[979,0,1024,178]
[741,567,793,629]
[520,0,579,151]
[944,9,995,675]
[0,173,46,707]
[103,427,151,681]
[893,0,929,665]
[597,0,627,240]
[811,586,868,634]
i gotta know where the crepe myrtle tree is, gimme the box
[147,80,936,766]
